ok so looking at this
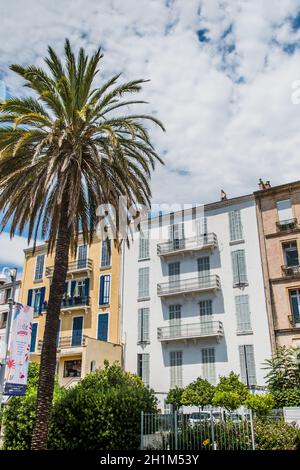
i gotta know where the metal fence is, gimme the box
[141,409,255,450]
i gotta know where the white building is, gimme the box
[0,277,20,361]
[121,194,272,410]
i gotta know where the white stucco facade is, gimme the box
[121,194,272,410]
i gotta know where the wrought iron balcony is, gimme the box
[282,264,300,277]
[157,233,217,257]
[45,258,93,278]
[276,218,298,232]
[38,335,87,352]
[60,296,90,310]
[157,320,224,342]
[157,274,221,297]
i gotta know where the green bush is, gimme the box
[212,372,248,411]
[244,394,275,417]
[254,419,300,450]
[2,363,63,450]
[48,362,157,450]
[182,378,215,409]
[166,387,184,412]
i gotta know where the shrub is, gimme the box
[244,394,275,417]
[166,387,185,412]
[254,419,300,450]
[182,378,215,409]
[271,388,300,408]
[2,363,63,450]
[48,362,157,450]
[212,372,248,411]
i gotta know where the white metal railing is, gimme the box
[157,275,221,296]
[282,264,300,277]
[157,320,224,341]
[45,258,93,277]
[276,218,298,231]
[157,233,217,256]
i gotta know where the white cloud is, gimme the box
[1,0,300,210]
[0,233,30,269]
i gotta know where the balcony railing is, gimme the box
[38,335,87,351]
[157,320,224,342]
[282,264,300,277]
[157,274,221,297]
[61,296,90,309]
[157,233,217,256]
[45,258,93,277]
[276,218,298,232]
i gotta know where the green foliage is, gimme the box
[244,394,275,417]
[48,362,157,450]
[165,387,184,412]
[182,378,215,409]
[2,363,63,450]
[212,372,248,411]
[271,388,300,408]
[254,419,300,450]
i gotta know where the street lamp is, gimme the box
[0,267,18,410]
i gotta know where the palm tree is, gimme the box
[0,39,164,450]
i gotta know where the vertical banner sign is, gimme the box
[3,303,33,396]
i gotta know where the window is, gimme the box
[101,239,111,267]
[30,323,38,353]
[0,311,8,329]
[202,348,216,384]
[199,300,212,317]
[77,245,87,269]
[235,295,252,333]
[283,241,299,267]
[97,313,109,341]
[277,199,292,222]
[138,308,150,343]
[90,360,96,372]
[229,210,243,241]
[71,316,83,346]
[99,275,111,305]
[63,360,82,378]
[137,353,150,386]
[289,290,300,325]
[27,287,46,316]
[239,345,256,387]
[170,351,183,388]
[169,304,181,321]
[138,267,150,299]
[231,250,248,286]
[169,223,185,250]
[139,232,150,260]
[198,256,210,276]
[34,254,45,281]
[196,217,208,237]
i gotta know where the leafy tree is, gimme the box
[212,372,248,411]
[244,394,275,417]
[48,362,157,450]
[0,40,164,449]
[166,387,185,412]
[2,363,63,450]
[181,378,215,409]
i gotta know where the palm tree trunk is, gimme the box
[31,192,71,450]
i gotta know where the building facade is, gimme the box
[20,235,122,387]
[0,278,20,361]
[122,195,272,409]
[255,180,300,349]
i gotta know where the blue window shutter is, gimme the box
[39,287,46,314]
[70,280,76,298]
[104,275,110,304]
[64,282,68,293]
[99,276,104,305]
[30,323,38,352]
[98,313,109,341]
[72,316,83,346]
[84,278,90,305]
[27,289,33,307]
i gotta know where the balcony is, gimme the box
[45,259,93,278]
[276,218,298,232]
[37,335,87,353]
[157,233,217,257]
[157,320,224,343]
[282,264,300,278]
[157,275,221,298]
[60,296,90,314]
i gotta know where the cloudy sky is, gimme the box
[1,0,300,270]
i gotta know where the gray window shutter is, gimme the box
[229,210,243,241]
[232,250,248,285]
[199,300,213,317]
[238,345,247,384]
[198,256,210,275]
[245,345,257,386]
[138,308,149,342]
[138,309,142,343]
[139,232,149,259]
[235,295,252,332]
[196,217,207,237]
[170,351,183,388]
[202,348,216,384]
[143,354,150,386]
[138,268,149,298]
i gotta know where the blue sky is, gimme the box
[2,0,300,271]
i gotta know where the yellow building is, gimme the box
[20,235,123,387]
